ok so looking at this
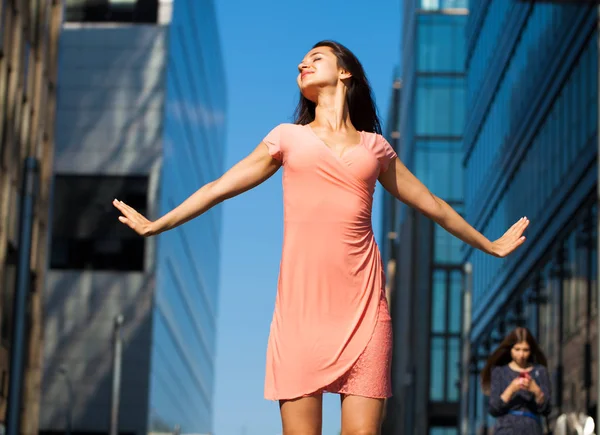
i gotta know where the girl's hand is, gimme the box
[509,376,527,394]
[113,199,157,237]
[527,377,545,404]
[490,217,530,257]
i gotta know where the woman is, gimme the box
[113,40,529,434]
[481,327,552,435]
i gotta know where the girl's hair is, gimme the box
[480,327,548,394]
[293,40,382,134]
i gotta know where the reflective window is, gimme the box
[432,271,447,333]
[429,427,458,435]
[50,175,147,271]
[65,0,158,23]
[150,0,226,433]
[417,76,464,136]
[420,0,468,10]
[418,14,467,72]
[430,337,445,401]
[415,140,463,201]
[429,268,463,402]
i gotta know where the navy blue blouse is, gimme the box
[488,364,552,435]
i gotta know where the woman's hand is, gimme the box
[379,160,530,258]
[489,217,530,257]
[502,377,526,403]
[113,199,157,237]
[511,376,529,392]
[111,142,280,236]
[527,377,545,403]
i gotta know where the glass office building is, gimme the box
[40,1,226,435]
[462,2,598,433]
[382,1,468,434]
[150,0,226,431]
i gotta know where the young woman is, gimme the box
[481,327,552,435]
[113,40,529,434]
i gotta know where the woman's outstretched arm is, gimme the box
[113,142,281,236]
[378,157,529,258]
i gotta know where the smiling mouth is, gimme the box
[301,72,314,79]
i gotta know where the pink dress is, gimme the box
[262,123,397,400]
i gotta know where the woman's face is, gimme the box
[511,341,531,367]
[297,46,350,101]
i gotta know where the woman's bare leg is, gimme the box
[340,394,385,435]
[279,393,323,435]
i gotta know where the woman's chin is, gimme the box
[300,86,318,103]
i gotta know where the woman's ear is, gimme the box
[339,69,352,80]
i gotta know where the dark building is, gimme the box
[0,1,63,435]
[382,1,468,434]
[461,1,598,433]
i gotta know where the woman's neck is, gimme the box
[509,361,533,371]
[312,83,354,132]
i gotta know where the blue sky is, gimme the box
[212,1,401,433]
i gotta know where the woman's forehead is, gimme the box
[303,46,333,60]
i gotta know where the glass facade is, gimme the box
[149,0,226,433]
[414,6,466,419]
[463,2,598,433]
[382,2,467,434]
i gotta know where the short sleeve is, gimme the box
[375,134,397,172]
[262,124,284,162]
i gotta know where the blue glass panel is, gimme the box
[418,14,467,72]
[432,270,447,332]
[449,271,462,334]
[420,0,468,10]
[430,337,446,400]
[150,0,226,433]
[417,77,465,136]
[414,140,463,202]
[447,337,460,401]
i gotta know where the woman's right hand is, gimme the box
[113,199,158,237]
[510,375,529,393]
[112,142,280,236]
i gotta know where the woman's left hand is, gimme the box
[489,217,530,257]
[527,377,545,403]
[527,378,540,393]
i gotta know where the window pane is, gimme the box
[65,0,158,23]
[447,337,460,401]
[449,270,462,333]
[429,427,459,435]
[416,76,465,136]
[50,174,148,271]
[414,140,463,203]
[430,337,446,401]
[418,14,467,72]
[420,0,468,10]
[432,271,446,332]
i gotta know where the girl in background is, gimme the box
[481,327,552,435]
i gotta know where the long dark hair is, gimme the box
[293,40,382,134]
[480,327,548,395]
